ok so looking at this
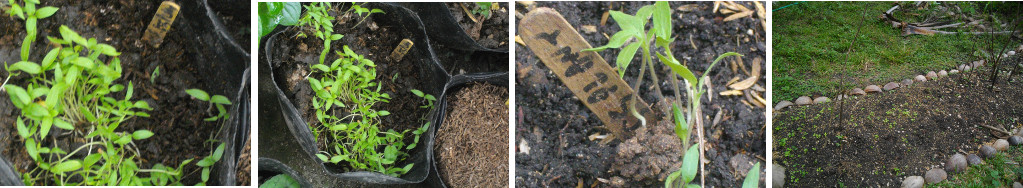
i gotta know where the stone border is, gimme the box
[774,47,1022,111]
[900,133,1023,188]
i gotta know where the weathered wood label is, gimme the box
[519,8,658,140]
[142,1,180,48]
[389,39,414,62]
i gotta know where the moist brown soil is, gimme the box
[0,0,248,185]
[209,0,252,46]
[515,1,766,187]
[446,2,508,50]
[435,83,509,188]
[267,3,429,172]
[773,62,1023,187]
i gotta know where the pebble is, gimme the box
[850,88,866,95]
[1009,51,1016,56]
[775,101,794,110]
[994,139,1010,151]
[902,176,924,188]
[865,85,882,93]
[883,82,900,91]
[1015,182,1023,188]
[795,96,812,105]
[967,154,984,166]
[773,164,786,188]
[924,168,947,184]
[926,71,938,80]
[914,75,927,82]
[981,145,997,158]
[938,70,947,77]
[580,25,597,34]
[813,97,830,104]
[964,65,971,72]
[958,64,966,71]
[946,153,967,173]
[901,79,914,87]
[949,69,959,74]
[1010,136,1023,145]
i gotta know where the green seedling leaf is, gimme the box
[681,145,699,183]
[742,162,761,188]
[114,135,132,145]
[95,43,120,56]
[665,170,681,188]
[10,3,24,20]
[658,53,697,86]
[26,138,38,161]
[707,52,743,76]
[134,101,152,110]
[50,160,82,174]
[35,6,57,19]
[201,167,210,182]
[39,117,51,138]
[53,119,73,130]
[260,174,300,188]
[213,143,226,161]
[616,42,641,78]
[197,156,215,167]
[410,89,424,97]
[210,95,232,105]
[652,1,672,40]
[133,130,154,140]
[329,155,344,164]
[185,89,210,101]
[672,103,688,142]
[5,85,31,106]
[378,111,390,116]
[10,61,41,74]
[16,117,29,138]
[316,154,329,162]
[151,66,160,84]
[582,31,633,52]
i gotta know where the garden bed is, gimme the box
[434,82,509,187]
[773,63,1023,187]
[515,1,766,187]
[0,0,249,185]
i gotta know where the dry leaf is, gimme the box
[753,1,766,19]
[677,4,699,12]
[751,57,762,78]
[723,10,754,22]
[515,35,525,46]
[600,11,610,26]
[705,79,714,102]
[750,90,766,108]
[729,76,757,90]
[588,133,607,141]
[713,1,721,14]
[720,90,743,96]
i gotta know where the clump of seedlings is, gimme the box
[584,1,759,187]
[299,2,428,177]
[184,88,232,185]
[3,0,194,185]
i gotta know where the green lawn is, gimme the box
[772,1,1017,103]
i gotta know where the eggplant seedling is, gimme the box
[185,88,232,121]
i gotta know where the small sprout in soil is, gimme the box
[741,162,761,188]
[347,2,384,30]
[471,2,493,19]
[185,88,232,121]
[257,2,301,43]
[410,89,436,109]
[150,66,159,84]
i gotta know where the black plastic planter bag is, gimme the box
[0,0,250,185]
[396,3,509,75]
[259,2,448,186]
[425,72,509,188]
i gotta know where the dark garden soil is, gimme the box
[431,2,508,75]
[435,83,509,187]
[209,0,252,46]
[515,1,766,187]
[0,0,248,185]
[773,61,1023,187]
[267,3,430,172]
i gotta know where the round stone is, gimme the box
[865,85,882,93]
[994,139,1010,151]
[1009,51,1016,56]
[981,145,997,158]
[773,164,786,188]
[1009,136,1023,145]
[958,64,966,71]
[850,88,866,95]
[902,176,924,188]
[901,79,914,87]
[967,154,984,166]
[914,75,927,82]
[938,70,948,77]
[813,97,830,104]
[926,71,938,80]
[949,69,959,74]
[964,65,972,72]
[775,101,794,111]
[925,168,947,184]
[1015,182,1023,188]
[946,153,967,173]
[795,96,813,105]
[883,82,900,91]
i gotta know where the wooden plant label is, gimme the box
[519,7,658,141]
[389,39,414,62]
[142,1,180,48]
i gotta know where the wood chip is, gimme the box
[515,35,525,46]
[720,90,743,96]
[723,10,754,22]
[751,90,767,108]
[751,84,765,92]
[580,25,597,34]
[705,79,714,102]
[753,1,766,19]
[588,133,607,141]
[713,1,721,14]
[728,76,757,90]
[751,57,762,78]
[677,4,699,12]
[725,76,741,86]
[600,11,610,26]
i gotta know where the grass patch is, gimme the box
[930,146,1023,187]
[772,1,1016,103]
